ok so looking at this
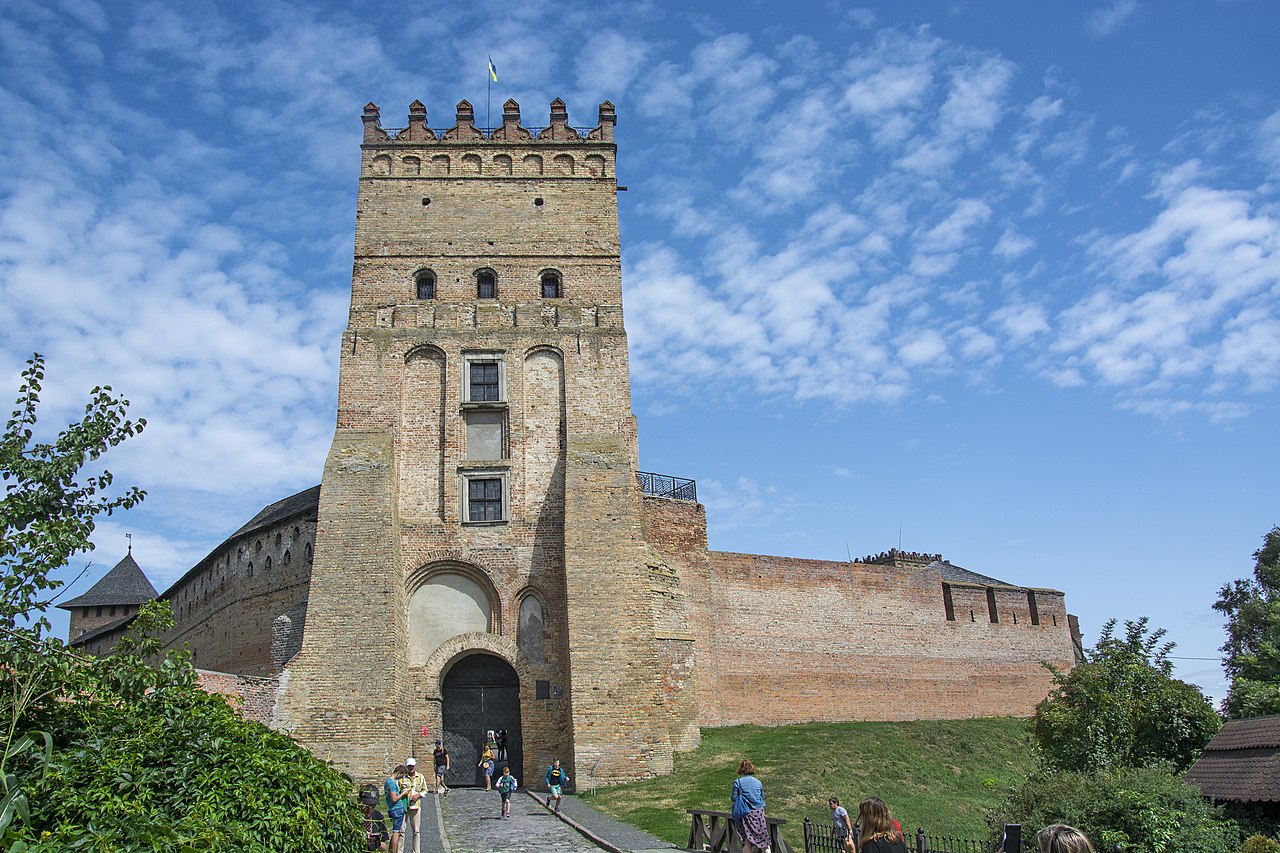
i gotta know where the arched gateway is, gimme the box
[441,653,522,788]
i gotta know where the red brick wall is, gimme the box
[702,551,1075,724]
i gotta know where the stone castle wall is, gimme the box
[703,551,1073,724]
[162,499,315,677]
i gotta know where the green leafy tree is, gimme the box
[989,766,1238,853]
[1215,526,1280,718]
[1,353,146,636]
[0,355,363,851]
[1034,618,1221,773]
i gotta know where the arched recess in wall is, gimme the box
[407,562,500,667]
[523,346,566,524]
[516,589,546,664]
[401,345,447,521]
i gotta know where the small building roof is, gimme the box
[1186,715,1280,802]
[57,552,158,610]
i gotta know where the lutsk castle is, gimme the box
[62,97,1081,788]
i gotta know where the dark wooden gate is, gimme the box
[441,653,522,787]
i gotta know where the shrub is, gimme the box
[1240,835,1280,853]
[989,766,1238,853]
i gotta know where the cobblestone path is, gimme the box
[438,788,602,853]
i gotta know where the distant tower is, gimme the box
[58,551,158,642]
[278,98,677,784]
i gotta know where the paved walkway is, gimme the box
[420,787,679,853]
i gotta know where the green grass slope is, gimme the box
[581,717,1036,848]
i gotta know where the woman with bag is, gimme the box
[730,760,771,853]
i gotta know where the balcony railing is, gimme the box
[637,471,697,503]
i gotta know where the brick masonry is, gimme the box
[90,97,1078,790]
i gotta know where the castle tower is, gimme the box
[277,98,676,784]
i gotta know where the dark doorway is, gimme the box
[441,653,522,788]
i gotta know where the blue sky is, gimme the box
[3,0,1278,706]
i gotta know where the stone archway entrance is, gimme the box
[441,653,522,788]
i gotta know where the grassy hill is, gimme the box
[580,717,1037,848]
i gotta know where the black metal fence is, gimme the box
[638,471,697,502]
[801,821,1033,853]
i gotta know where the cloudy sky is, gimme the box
[3,0,1278,704]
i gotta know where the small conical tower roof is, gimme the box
[57,552,158,610]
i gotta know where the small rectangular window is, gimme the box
[469,362,499,402]
[477,270,496,299]
[468,478,503,521]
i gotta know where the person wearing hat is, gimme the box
[432,739,450,795]
[401,757,429,853]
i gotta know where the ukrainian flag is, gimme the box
[488,56,498,83]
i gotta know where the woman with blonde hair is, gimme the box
[856,797,906,853]
[1036,824,1094,853]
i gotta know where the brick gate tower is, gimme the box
[276,98,677,785]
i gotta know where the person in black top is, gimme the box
[359,787,388,851]
[856,797,907,853]
[432,740,450,795]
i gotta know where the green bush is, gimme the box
[989,766,1238,852]
[1240,835,1280,853]
[6,603,364,852]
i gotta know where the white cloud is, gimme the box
[993,228,1035,260]
[1085,0,1140,39]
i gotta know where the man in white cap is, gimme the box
[402,756,429,853]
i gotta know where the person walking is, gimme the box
[478,746,496,790]
[856,797,907,853]
[432,739,450,795]
[401,758,429,853]
[1036,825,1095,853]
[730,760,771,853]
[384,765,407,853]
[496,729,508,761]
[495,766,518,818]
[544,758,570,813]
[829,797,853,848]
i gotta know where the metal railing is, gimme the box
[802,822,1033,853]
[638,471,697,502]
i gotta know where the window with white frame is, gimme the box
[461,351,506,404]
[461,470,508,523]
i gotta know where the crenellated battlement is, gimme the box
[362,98,616,145]
[856,548,943,567]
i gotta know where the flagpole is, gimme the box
[486,57,492,135]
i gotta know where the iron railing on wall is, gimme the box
[637,471,697,502]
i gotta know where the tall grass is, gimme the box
[580,717,1037,848]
